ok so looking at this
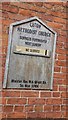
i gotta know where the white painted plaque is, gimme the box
[3,17,57,89]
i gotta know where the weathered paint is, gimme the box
[3,17,57,89]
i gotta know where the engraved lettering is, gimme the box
[23,80,28,83]
[32,85,38,88]
[38,31,51,37]
[17,27,37,35]
[30,49,40,53]
[25,84,30,87]
[25,42,32,46]
[11,79,22,83]
[32,43,41,47]
[30,22,41,28]
[20,84,24,87]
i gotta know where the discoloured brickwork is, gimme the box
[0,1,68,119]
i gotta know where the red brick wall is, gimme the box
[1,2,68,119]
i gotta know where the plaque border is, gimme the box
[3,16,57,89]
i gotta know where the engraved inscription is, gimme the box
[3,17,56,89]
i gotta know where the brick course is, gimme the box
[1,1,68,119]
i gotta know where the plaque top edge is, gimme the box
[10,16,57,35]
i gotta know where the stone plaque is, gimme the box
[3,17,57,89]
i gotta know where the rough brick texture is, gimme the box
[1,1,68,119]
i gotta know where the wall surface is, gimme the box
[0,1,68,119]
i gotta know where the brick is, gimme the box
[35,105,43,112]
[0,35,2,40]
[0,3,2,10]
[64,43,68,49]
[5,11,26,21]
[56,48,67,54]
[53,85,58,91]
[0,98,2,104]
[0,10,2,17]
[66,55,68,61]
[14,106,25,112]
[1,113,6,119]
[44,105,52,111]
[61,67,68,73]
[3,105,13,112]
[27,112,45,118]
[2,39,8,46]
[2,4,19,14]
[0,66,2,75]
[59,86,67,91]
[66,50,68,56]
[2,2,10,5]
[7,98,27,105]
[2,19,14,26]
[2,25,9,33]
[0,106,2,112]
[63,99,68,104]
[44,3,53,9]
[18,9,28,16]
[14,2,44,14]
[1,58,6,68]
[47,21,63,29]
[25,105,34,112]
[0,91,2,97]
[53,17,66,24]
[61,92,67,98]
[53,92,60,97]
[55,54,58,60]
[55,5,66,12]
[44,15,54,22]
[66,79,68,85]
[27,5,47,13]
[59,30,67,37]
[40,92,51,97]
[2,91,20,97]
[2,33,8,40]
[55,60,66,67]
[7,112,26,118]
[53,105,60,111]
[2,11,9,18]
[0,19,2,25]
[28,98,45,105]
[10,2,29,9]
[2,98,6,105]
[54,73,66,79]
[61,105,68,111]
[0,82,2,89]
[62,111,68,118]
[51,11,67,19]
[46,112,62,118]
[19,9,36,17]
[46,98,62,105]
[35,2,43,7]
[21,91,39,97]
[57,79,66,85]
[0,54,6,60]
[53,79,58,86]
[54,2,66,6]
[58,55,66,61]
[56,41,64,49]
[62,24,67,31]
[0,113,2,119]
[27,112,38,119]
[54,67,60,72]
[57,35,67,42]
[2,46,7,54]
